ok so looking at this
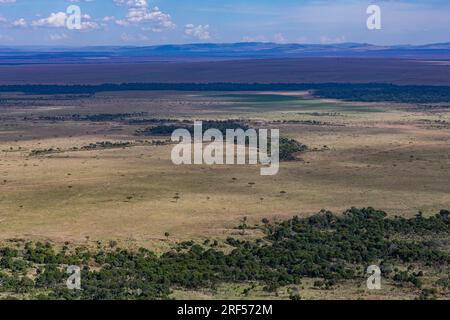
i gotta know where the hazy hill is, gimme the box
[1,42,450,64]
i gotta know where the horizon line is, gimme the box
[1,41,450,49]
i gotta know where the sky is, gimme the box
[0,0,450,46]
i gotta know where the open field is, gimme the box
[1,90,450,249]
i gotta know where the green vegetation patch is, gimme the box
[278,137,307,161]
[1,208,449,300]
[3,83,450,103]
[135,120,249,136]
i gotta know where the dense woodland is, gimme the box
[135,121,307,161]
[135,120,249,136]
[2,83,450,103]
[0,208,449,300]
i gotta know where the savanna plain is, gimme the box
[1,89,449,299]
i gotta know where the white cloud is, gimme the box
[115,19,129,26]
[31,11,98,30]
[115,1,175,32]
[184,24,210,41]
[0,0,16,3]
[32,12,67,28]
[80,16,99,30]
[82,21,99,29]
[12,18,27,28]
[102,16,116,22]
[274,33,287,43]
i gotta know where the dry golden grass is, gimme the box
[170,279,422,300]
[1,91,449,249]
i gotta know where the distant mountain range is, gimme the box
[1,42,450,64]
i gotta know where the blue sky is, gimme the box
[0,0,449,46]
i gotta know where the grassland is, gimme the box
[1,89,450,300]
[1,90,450,249]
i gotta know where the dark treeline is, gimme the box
[0,208,449,300]
[278,137,307,161]
[38,112,148,122]
[2,83,450,103]
[135,120,248,136]
[135,121,307,161]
